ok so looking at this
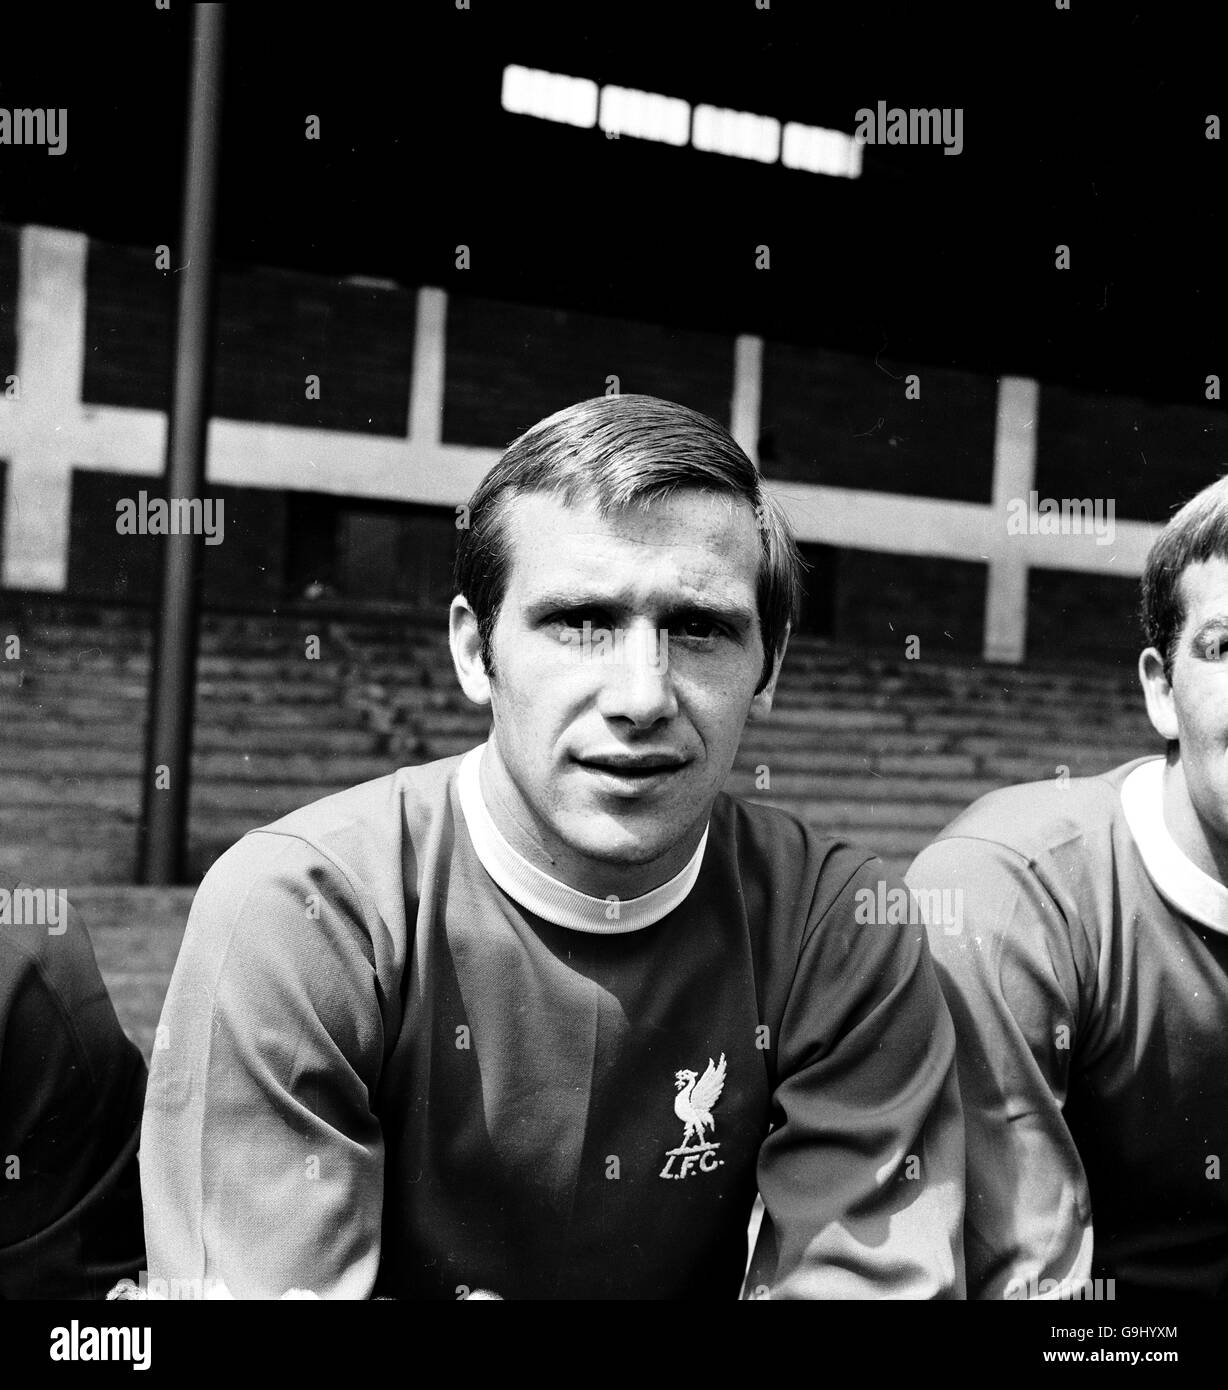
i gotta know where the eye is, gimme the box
[1200,634,1228,661]
[670,618,722,642]
[550,609,614,639]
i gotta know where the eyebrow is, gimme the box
[524,588,757,634]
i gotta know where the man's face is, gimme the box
[1157,557,1228,850]
[455,488,782,896]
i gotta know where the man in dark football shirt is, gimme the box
[909,474,1228,1299]
[143,394,965,1299]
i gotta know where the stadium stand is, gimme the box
[1,596,1158,1056]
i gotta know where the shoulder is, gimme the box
[0,873,143,1116]
[257,752,463,856]
[0,874,112,1025]
[921,757,1154,867]
[908,759,1158,980]
[182,753,469,985]
[710,789,882,916]
[208,752,467,899]
[709,790,918,992]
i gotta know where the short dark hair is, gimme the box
[454,394,805,692]
[1141,473,1228,679]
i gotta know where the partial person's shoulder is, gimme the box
[710,789,886,927]
[717,789,878,895]
[909,758,1159,970]
[926,756,1157,864]
[0,871,144,1112]
[0,872,111,1018]
[711,793,941,1039]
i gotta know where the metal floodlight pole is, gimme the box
[137,3,226,884]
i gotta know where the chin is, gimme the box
[563,817,677,868]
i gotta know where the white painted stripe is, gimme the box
[983,554,1028,664]
[1,226,89,589]
[409,287,448,444]
[205,424,497,505]
[992,376,1039,512]
[17,225,87,409]
[731,335,763,468]
[984,376,1040,662]
[0,226,1166,667]
[767,484,997,557]
[2,461,74,591]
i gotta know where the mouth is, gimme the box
[573,753,690,792]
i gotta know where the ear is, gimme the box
[1139,645,1179,742]
[748,623,790,721]
[450,594,492,707]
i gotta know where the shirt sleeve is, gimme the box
[0,888,147,1299]
[906,835,1093,1299]
[141,833,388,1299]
[748,858,966,1299]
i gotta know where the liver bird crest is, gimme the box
[673,1053,727,1148]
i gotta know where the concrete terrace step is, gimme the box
[0,687,1150,756]
[0,695,371,730]
[0,773,363,817]
[0,599,1163,889]
[8,598,1133,665]
[13,635,1137,690]
[15,615,1141,687]
[8,637,1145,703]
[10,632,1144,702]
[723,770,1003,804]
[1,729,1140,783]
[1,707,1149,772]
[766,798,959,830]
[0,745,405,784]
[0,766,1003,821]
[0,723,383,757]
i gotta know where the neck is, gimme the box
[1161,756,1228,886]
[477,742,704,898]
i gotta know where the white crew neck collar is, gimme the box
[1120,757,1228,936]
[455,743,708,934]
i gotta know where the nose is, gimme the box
[594,624,676,727]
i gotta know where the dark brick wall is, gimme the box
[443,296,736,448]
[760,341,997,503]
[83,242,417,434]
[795,541,836,636]
[1036,383,1226,523]
[3,226,1218,672]
[833,549,987,655]
[336,503,459,607]
[0,227,17,384]
[1027,568,1142,666]
[68,470,286,606]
